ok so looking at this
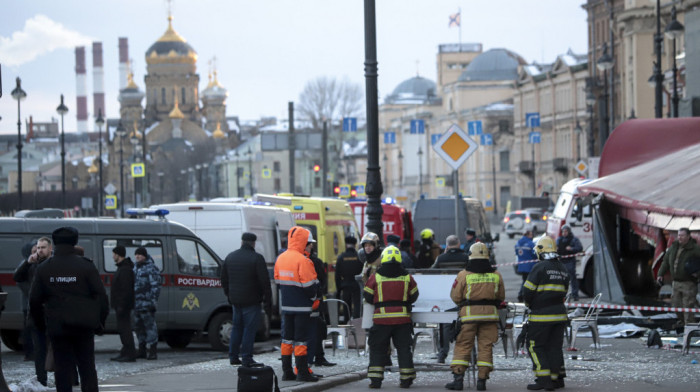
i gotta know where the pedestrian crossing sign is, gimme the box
[261,168,272,179]
[105,195,117,210]
[131,163,145,177]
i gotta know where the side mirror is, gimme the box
[493,233,500,242]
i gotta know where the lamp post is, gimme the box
[654,0,664,118]
[95,109,105,216]
[397,150,403,187]
[417,146,423,198]
[247,146,254,196]
[383,153,388,190]
[188,167,194,199]
[179,169,187,201]
[56,94,69,209]
[202,162,209,200]
[574,121,583,164]
[116,121,127,216]
[234,150,240,197]
[195,164,202,200]
[130,132,140,207]
[597,43,614,149]
[585,87,596,157]
[665,6,684,118]
[11,77,27,210]
[157,172,164,203]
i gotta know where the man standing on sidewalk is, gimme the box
[515,228,537,302]
[110,245,136,362]
[556,225,582,301]
[133,247,161,360]
[657,227,700,327]
[221,232,272,367]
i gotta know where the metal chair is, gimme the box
[325,298,361,356]
[568,293,602,350]
[682,324,700,355]
[497,303,518,358]
[412,323,440,354]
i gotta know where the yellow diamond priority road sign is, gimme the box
[433,124,479,170]
[575,160,588,175]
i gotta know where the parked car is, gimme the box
[503,209,546,238]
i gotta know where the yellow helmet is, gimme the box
[535,236,557,257]
[469,242,490,260]
[361,232,380,246]
[420,228,434,240]
[381,245,402,264]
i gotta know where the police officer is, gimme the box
[515,228,537,302]
[274,227,320,382]
[29,227,109,392]
[335,236,362,320]
[416,229,441,269]
[364,246,419,389]
[446,243,505,391]
[523,236,569,391]
[133,247,161,360]
[110,245,136,362]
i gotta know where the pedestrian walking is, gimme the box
[274,226,320,382]
[445,243,505,391]
[110,245,136,362]
[364,246,419,389]
[657,227,700,326]
[335,236,362,320]
[133,247,161,360]
[555,225,582,300]
[29,227,109,392]
[515,228,537,302]
[16,237,51,386]
[221,232,272,367]
[416,229,441,269]
[13,241,36,362]
[523,236,569,391]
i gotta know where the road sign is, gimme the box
[526,112,540,128]
[81,197,93,209]
[480,134,493,146]
[484,199,494,211]
[529,131,541,144]
[105,195,117,210]
[383,132,396,144]
[131,163,145,177]
[410,119,425,134]
[343,117,357,132]
[432,124,479,171]
[435,177,446,187]
[575,160,588,175]
[467,120,483,136]
[338,184,351,198]
[261,168,272,179]
[104,183,117,195]
[430,134,441,145]
[353,182,366,196]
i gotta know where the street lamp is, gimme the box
[116,121,127,216]
[11,77,27,210]
[202,162,209,200]
[195,164,202,200]
[56,94,69,209]
[397,150,404,187]
[665,6,684,118]
[585,86,596,158]
[247,146,254,196]
[417,146,423,198]
[234,150,241,197]
[157,171,165,203]
[596,43,614,149]
[130,132,140,207]
[574,121,583,164]
[653,0,663,118]
[179,169,187,201]
[95,109,105,216]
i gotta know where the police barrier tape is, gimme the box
[565,302,700,314]
[495,251,585,268]
[662,344,700,356]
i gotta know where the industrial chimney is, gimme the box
[75,46,88,133]
[92,42,105,125]
[119,37,129,90]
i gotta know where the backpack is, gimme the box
[646,330,662,348]
[237,363,280,392]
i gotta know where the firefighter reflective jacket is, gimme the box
[522,258,569,323]
[450,258,505,323]
[274,226,319,313]
[363,262,418,325]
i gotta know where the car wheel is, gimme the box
[164,330,194,349]
[0,329,23,352]
[208,312,233,351]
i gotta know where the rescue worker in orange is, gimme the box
[274,226,320,382]
[363,246,419,389]
[446,243,505,391]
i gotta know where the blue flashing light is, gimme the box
[384,197,394,204]
[126,208,170,217]
[293,205,304,210]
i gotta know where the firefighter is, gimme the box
[363,246,419,389]
[360,232,382,284]
[446,243,505,391]
[416,229,442,269]
[523,236,569,391]
[274,226,320,382]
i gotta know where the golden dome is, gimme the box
[87,161,98,174]
[126,72,138,89]
[145,15,197,65]
[212,122,226,139]
[169,99,185,119]
[157,16,186,43]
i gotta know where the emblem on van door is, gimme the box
[182,292,200,310]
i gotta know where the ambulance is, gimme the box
[349,200,414,249]
[253,194,360,293]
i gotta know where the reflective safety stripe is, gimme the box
[400,368,416,379]
[523,280,537,290]
[275,278,319,288]
[528,339,543,374]
[369,366,385,372]
[536,284,567,292]
[368,366,385,379]
[374,311,410,319]
[374,274,411,319]
[476,361,493,368]
[460,314,499,322]
[364,286,375,294]
[535,369,551,376]
[529,314,568,322]
[280,305,313,312]
[451,359,470,367]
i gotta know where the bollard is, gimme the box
[0,292,11,392]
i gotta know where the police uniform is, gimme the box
[29,227,109,392]
[335,236,362,319]
[523,236,569,391]
[363,246,419,389]
[446,243,505,391]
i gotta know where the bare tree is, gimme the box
[298,76,364,129]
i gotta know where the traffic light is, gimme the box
[350,189,358,198]
[333,181,340,195]
[313,164,321,173]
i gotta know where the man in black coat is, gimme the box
[29,227,109,392]
[221,232,272,367]
[335,236,362,319]
[110,245,136,362]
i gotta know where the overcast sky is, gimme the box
[0,0,588,134]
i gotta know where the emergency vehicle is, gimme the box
[349,200,413,249]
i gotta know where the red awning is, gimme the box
[580,142,700,230]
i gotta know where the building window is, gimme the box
[273,161,281,172]
[182,87,186,105]
[161,88,166,105]
[499,151,510,172]
[314,177,321,188]
[498,120,510,133]
[274,178,281,192]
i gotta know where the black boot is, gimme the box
[369,378,382,389]
[400,379,413,389]
[295,356,319,382]
[445,373,464,390]
[527,377,555,391]
[281,355,296,381]
[136,343,147,359]
[553,378,565,389]
[147,344,157,360]
[477,378,487,391]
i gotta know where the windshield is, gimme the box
[552,192,573,219]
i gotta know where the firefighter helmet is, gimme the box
[535,236,557,256]
[381,245,402,264]
[469,242,490,260]
[420,228,434,240]
[361,232,380,246]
